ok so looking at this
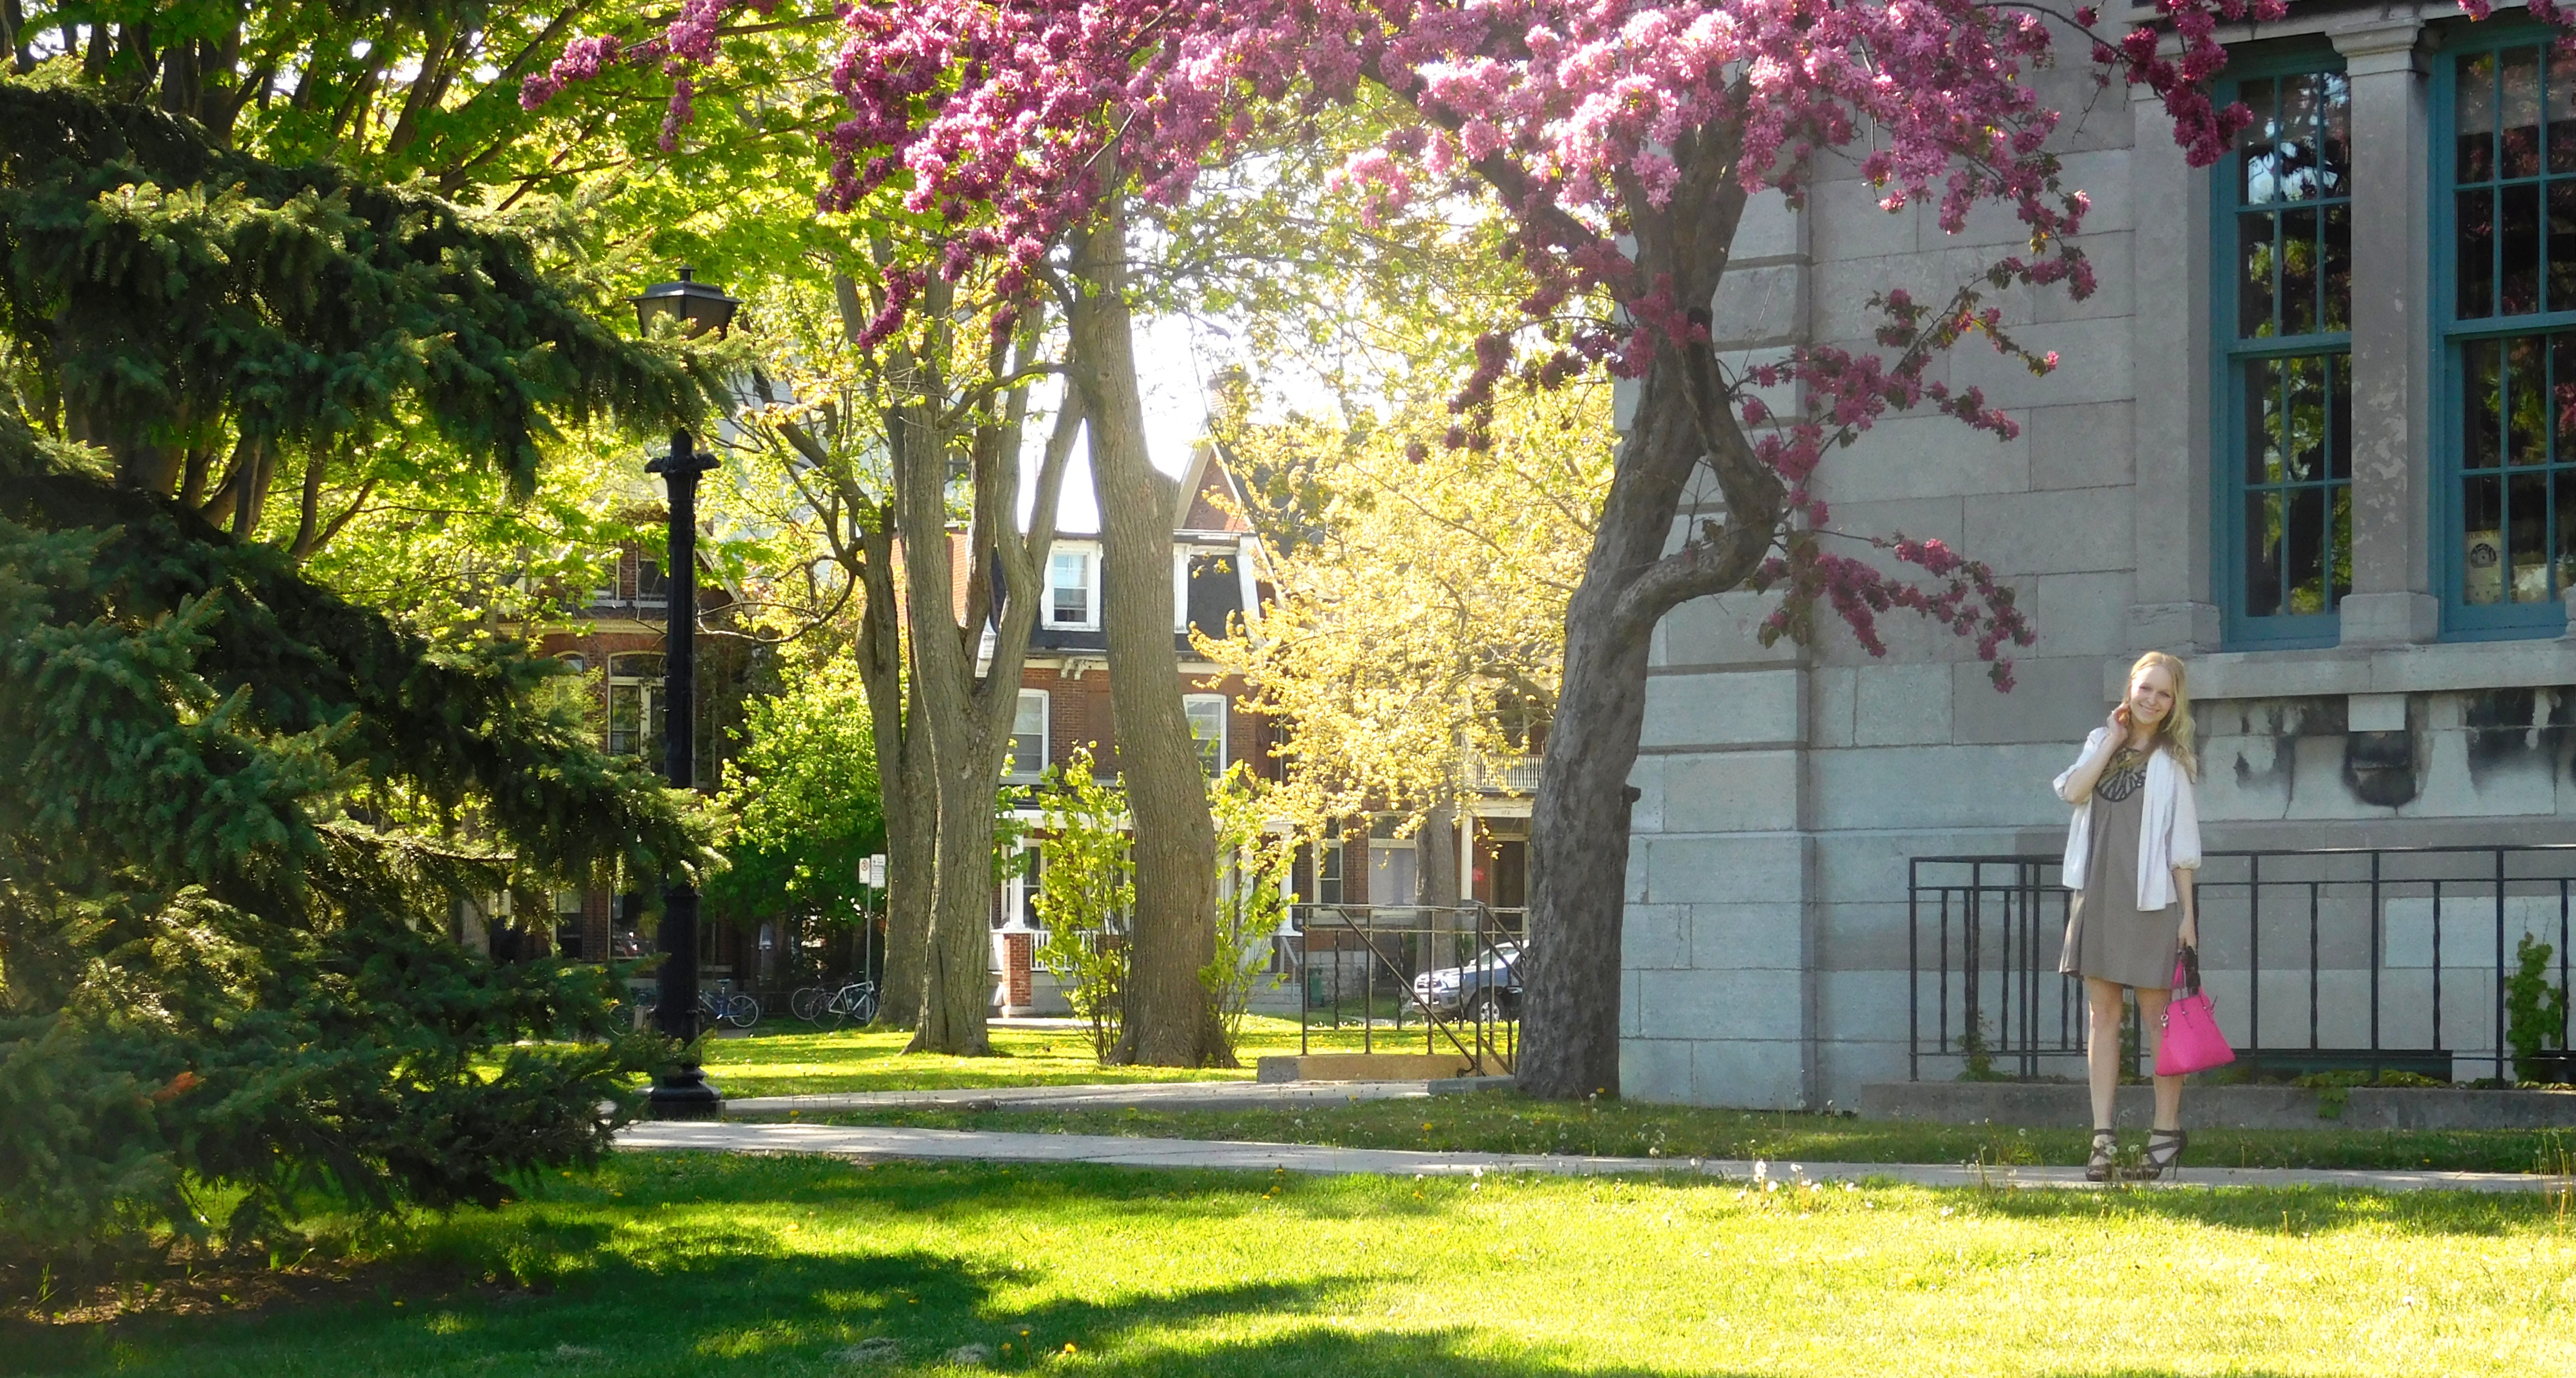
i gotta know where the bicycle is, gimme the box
[789,981,837,1024]
[700,979,760,1030]
[816,978,880,1030]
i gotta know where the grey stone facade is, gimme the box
[1626,2,2576,1109]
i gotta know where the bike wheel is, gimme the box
[731,993,761,1028]
[851,985,880,1026]
[790,986,825,1022]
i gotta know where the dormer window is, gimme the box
[1046,548,1098,628]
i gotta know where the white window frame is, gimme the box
[1002,842,1042,931]
[1313,839,1343,905]
[606,657,664,757]
[1173,548,1191,633]
[1184,693,1228,775]
[1008,689,1050,779]
[1044,546,1099,629]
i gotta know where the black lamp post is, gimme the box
[633,267,739,1120]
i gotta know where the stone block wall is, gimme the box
[1621,12,2576,1108]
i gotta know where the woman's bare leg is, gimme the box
[2085,977,2125,1130]
[2136,985,2182,1130]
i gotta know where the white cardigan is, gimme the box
[2054,727,2202,911]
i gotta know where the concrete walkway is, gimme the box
[724,1078,1495,1117]
[617,1120,2568,1195]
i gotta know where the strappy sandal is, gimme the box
[2084,1128,2120,1182]
[2128,1128,2186,1181]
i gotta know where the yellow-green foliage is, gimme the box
[1205,382,1613,834]
[1204,765,1293,1049]
[1030,749,1135,1064]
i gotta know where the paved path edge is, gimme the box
[615,1121,2570,1195]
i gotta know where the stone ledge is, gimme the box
[2100,637,2576,703]
[1256,1053,1514,1083]
[1861,1081,2576,1131]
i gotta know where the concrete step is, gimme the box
[1862,1081,2576,1130]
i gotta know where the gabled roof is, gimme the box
[1173,439,1254,536]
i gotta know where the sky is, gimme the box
[1034,312,1220,535]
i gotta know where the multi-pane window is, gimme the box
[2444,39,2576,626]
[1008,690,1049,778]
[1306,840,1343,905]
[607,652,665,756]
[634,558,669,612]
[1184,694,1227,775]
[2221,64,2353,641]
[1046,548,1096,628]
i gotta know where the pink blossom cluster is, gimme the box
[525,0,2558,681]
[519,34,627,111]
[1753,535,2035,690]
[2091,0,2287,167]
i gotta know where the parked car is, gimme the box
[1411,942,1522,1020]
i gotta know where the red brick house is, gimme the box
[515,544,763,983]
[991,442,1283,1013]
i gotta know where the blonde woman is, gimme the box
[2053,651,2203,1182]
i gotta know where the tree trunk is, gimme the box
[1518,354,1713,1098]
[911,739,999,1054]
[1516,140,1773,1098]
[1420,802,1459,911]
[815,272,1068,1046]
[872,287,1077,1055]
[856,522,934,1027]
[1066,204,1228,1068]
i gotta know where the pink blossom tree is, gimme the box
[536,0,2419,1097]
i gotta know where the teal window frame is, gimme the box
[2433,23,2576,638]
[2213,50,2355,649]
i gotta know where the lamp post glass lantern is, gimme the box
[636,267,736,1120]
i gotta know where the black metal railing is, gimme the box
[1287,903,1523,1073]
[1908,845,2576,1082]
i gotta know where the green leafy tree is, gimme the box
[1030,750,1134,1066]
[706,651,886,944]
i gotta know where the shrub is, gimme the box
[1029,749,1133,1064]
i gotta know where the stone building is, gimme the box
[1628,2,2576,1107]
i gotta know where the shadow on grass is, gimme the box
[2,1223,1342,1377]
[588,1151,1462,1229]
[1865,1176,2566,1238]
[1045,1327,2362,1378]
[5,1153,2552,1376]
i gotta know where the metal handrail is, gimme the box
[1285,903,1524,1073]
[1908,844,2576,1083]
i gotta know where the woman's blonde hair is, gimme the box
[2128,651,2199,780]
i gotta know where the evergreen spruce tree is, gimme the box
[0,81,719,1284]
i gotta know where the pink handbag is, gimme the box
[2156,945,2235,1077]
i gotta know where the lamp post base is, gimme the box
[646,1064,724,1120]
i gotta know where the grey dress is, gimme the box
[2059,747,2184,989]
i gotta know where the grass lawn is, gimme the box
[10,1152,2573,1377]
[692,1016,1392,1099]
[809,1092,2576,1175]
